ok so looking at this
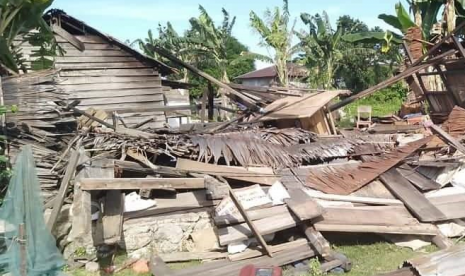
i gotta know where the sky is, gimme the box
[50,0,408,68]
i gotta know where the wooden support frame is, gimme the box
[226,183,273,257]
[51,24,85,51]
[208,82,215,121]
[47,150,81,231]
[200,89,207,123]
[434,64,461,106]
[79,177,205,190]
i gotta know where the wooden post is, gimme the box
[325,106,337,135]
[200,90,207,123]
[18,223,26,276]
[226,184,273,257]
[47,150,81,231]
[208,82,214,121]
[0,76,7,156]
[112,111,117,129]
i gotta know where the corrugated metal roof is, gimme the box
[405,244,465,276]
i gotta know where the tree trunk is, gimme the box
[220,70,231,121]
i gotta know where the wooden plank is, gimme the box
[318,206,420,226]
[55,34,106,44]
[314,223,439,235]
[176,159,278,186]
[52,24,85,51]
[61,81,162,92]
[380,169,447,222]
[396,164,441,191]
[77,95,164,106]
[56,62,149,69]
[57,49,131,57]
[427,122,465,154]
[172,243,315,276]
[76,101,165,111]
[124,191,214,220]
[68,89,164,99]
[55,56,138,63]
[214,205,288,226]
[218,212,298,246]
[59,68,159,77]
[160,252,227,263]
[302,223,333,259]
[305,189,402,206]
[101,190,124,244]
[208,82,214,120]
[59,76,160,85]
[285,188,323,221]
[79,177,205,190]
[47,150,81,231]
[150,255,173,276]
[228,239,308,262]
[227,183,273,257]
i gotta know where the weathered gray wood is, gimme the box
[59,68,159,77]
[303,223,333,259]
[124,191,214,220]
[176,159,278,185]
[380,169,447,222]
[55,49,131,57]
[52,24,85,51]
[228,239,308,262]
[171,243,316,276]
[63,104,115,129]
[55,56,138,63]
[76,95,163,106]
[56,62,149,69]
[59,75,159,85]
[150,255,173,276]
[227,183,273,257]
[313,224,439,235]
[68,89,162,100]
[428,122,465,154]
[218,212,298,246]
[101,190,124,244]
[47,150,81,231]
[306,190,402,206]
[285,188,323,221]
[61,81,162,92]
[396,164,441,191]
[79,177,205,190]
[160,252,227,263]
[214,205,288,226]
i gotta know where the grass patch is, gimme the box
[330,241,437,276]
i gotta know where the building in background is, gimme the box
[235,63,308,87]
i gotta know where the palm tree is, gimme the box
[249,0,297,86]
[0,0,55,74]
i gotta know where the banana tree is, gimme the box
[133,23,195,82]
[0,0,55,74]
[344,1,465,52]
[249,0,298,86]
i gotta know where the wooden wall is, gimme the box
[18,34,167,128]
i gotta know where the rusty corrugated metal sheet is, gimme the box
[298,137,433,195]
[405,244,465,276]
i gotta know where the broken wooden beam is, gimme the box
[426,121,465,154]
[227,183,273,257]
[47,150,81,231]
[79,177,205,190]
[380,169,447,222]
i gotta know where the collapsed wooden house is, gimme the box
[14,9,179,128]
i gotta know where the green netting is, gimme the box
[0,145,65,275]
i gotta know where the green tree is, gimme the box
[336,16,398,92]
[133,23,195,82]
[0,0,56,74]
[189,36,255,98]
[249,0,297,86]
[296,11,347,89]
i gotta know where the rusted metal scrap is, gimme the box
[442,106,465,136]
[300,136,433,195]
